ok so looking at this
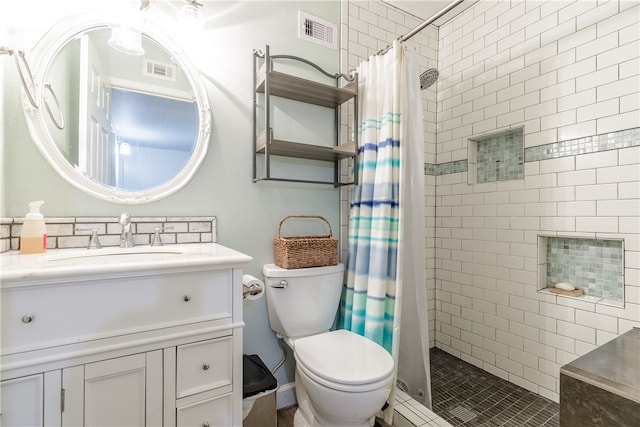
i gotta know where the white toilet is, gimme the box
[263,263,394,427]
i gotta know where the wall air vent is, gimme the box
[143,59,177,82]
[298,11,337,50]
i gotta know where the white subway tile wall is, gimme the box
[434,0,639,403]
[343,0,640,407]
[1,216,216,252]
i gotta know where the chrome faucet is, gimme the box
[119,213,134,248]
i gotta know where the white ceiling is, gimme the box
[383,0,473,25]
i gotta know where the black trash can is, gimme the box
[243,354,278,427]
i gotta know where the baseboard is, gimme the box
[276,381,297,409]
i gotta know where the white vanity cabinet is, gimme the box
[164,335,236,427]
[0,374,46,426]
[0,244,251,427]
[61,352,164,426]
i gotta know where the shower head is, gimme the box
[419,68,439,90]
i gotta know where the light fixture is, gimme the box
[177,0,204,28]
[108,0,150,56]
[108,27,144,55]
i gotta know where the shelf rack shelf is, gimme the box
[252,45,358,186]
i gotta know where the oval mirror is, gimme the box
[22,12,211,204]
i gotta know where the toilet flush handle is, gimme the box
[271,280,288,289]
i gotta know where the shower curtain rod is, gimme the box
[376,0,466,56]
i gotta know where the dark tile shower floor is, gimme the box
[430,348,559,427]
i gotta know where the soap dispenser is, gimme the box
[20,201,47,254]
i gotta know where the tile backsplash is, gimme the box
[0,216,217,253]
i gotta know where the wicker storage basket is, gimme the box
[274,215,338,269]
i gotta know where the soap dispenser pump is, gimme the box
[20,201,47,254]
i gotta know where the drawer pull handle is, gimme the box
[183,295,191,302]
[202,363,210,371]
[202,422,210,427]
[21,314,35,323]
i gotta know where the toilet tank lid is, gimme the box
[294,330,394,385]
[263,263,344,278]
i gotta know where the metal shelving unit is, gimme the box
[252,45,358,186]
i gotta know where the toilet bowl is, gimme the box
[263,264,395,427]
[293,329,394,427]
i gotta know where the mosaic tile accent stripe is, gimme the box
[525,127,640,162]
[425,127,640,176]
[0,216,217,253]
[424,160,468,176]
[474,129,524,183]
[425,163,438,176]
[546,237,624,303]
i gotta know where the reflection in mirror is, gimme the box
[46,27,198,191]
[23,13,210,204]
[111,88,197,190]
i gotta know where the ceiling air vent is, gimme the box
[143,59,177,82]
[298,11,337,50]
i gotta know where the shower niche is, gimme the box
[467,127,524,184]
[537,235,625,306]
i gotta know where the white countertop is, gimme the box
[1,243,252,283]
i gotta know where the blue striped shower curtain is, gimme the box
[339,40,426,424]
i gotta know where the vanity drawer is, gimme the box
[176,392,232,427]
[1,269,233,354]
[176,337,232,398]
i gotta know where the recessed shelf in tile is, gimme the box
[537,235,624,306]
[468,128,524,184]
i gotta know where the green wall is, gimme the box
[2,0,342,390]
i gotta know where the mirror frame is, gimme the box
[22,11,211,204]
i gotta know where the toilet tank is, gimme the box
[263,263,344,339]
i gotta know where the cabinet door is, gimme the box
[176,392,232,427]
[61,351,163,427]
[0,374,44,427]
[84,354,147,426]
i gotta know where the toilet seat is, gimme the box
[293,330,394,392]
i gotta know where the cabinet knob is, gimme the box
[21,314,35,323]
[183,295,191,302]
[202,363,210,371]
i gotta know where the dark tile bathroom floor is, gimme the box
[430,348,559,427]
[276,348,559,427]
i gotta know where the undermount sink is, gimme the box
[44,246,185,263]
[1,243,253,281]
